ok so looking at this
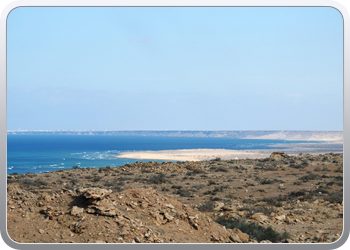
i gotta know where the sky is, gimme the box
[6,7,343,131]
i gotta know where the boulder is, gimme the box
[71,206,84,216]
[213,202,225,211]
[251,213,269,222]
[79,188,112,200]
[230,228,249,243]
[270,152,288,159]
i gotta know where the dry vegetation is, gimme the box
[7,152,343,243]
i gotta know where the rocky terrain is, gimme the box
[7,152,343,243]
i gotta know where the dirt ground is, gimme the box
[7,152,343,243]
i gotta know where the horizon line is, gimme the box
[7,129,344,132]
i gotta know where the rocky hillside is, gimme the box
[7,152,343,243]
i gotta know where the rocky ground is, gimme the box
[7,152,343,243]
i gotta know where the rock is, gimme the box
[222,205,235,211]
[282,239,294,243]
[213,202,225,211]
[188,216,199,230]
[165,204,175,209]
[275,215,286,221]
[229,232,242,243]
[163,212,174,222]
[86,208,96,214]
[95,205,118,217]
[155,214,166,225]
[270,152,288,159]
[38,229,44,234]
[251,213,269,222]
[119,226,130,236]
[94,240,106,243]
[285,217,295,224]
[140,201,148,209]
[71,206,84,216]
[79,188,112,200]
[40,206,62,220]
[231,228,249,243]
[211,235,220,242]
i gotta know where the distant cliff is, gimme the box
[7,130,343,141]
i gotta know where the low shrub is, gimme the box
[324,190,343,204]
[213,185,229,193]
[148,173,168,184]
[172,189,192,197]
[225,194,237,199]
[215,218,290,242]
[259,178,276,185]
[197,201,216,212]
[215,166,229,173]
[70,179,80,185]
[18,178,48,187]
[92,176,102,182]
[208,180,216,185]
[298,173,321,182]
[193,184,205,190]
[193,169,207,174]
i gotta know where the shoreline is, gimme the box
[116,149,274,161]
[115,144,343,162]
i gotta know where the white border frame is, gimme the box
[1,1,348,250]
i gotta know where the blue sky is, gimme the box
[7,7,343,131]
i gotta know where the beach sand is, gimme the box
[116,149,273,161]
[116,142,343,162]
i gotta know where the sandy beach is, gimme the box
[116,142,343,162]
[116,149,275,161]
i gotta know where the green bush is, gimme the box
[215,166,229,172]
[192,169,207,174]
[172,189,191,197]
[18,178,48,187]
[259,178,276,185]
[70,179,80,185]
[215,218,290,242]
[148,173,168,184]
[197,201,216,212]
[324,190,343,204]
[208,180,216,185]
[92,176,102,182]
[299,173,321,182]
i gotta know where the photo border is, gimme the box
[1,0,348,249]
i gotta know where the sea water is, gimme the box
[7,134,314,174]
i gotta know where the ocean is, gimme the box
[7,134,315,174]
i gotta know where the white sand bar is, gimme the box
[116,141,343,162]
[116,149,274,161]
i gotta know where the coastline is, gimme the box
[116,149,273,161]
[116,142,343,162]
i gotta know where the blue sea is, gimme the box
[7,134,314,174]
